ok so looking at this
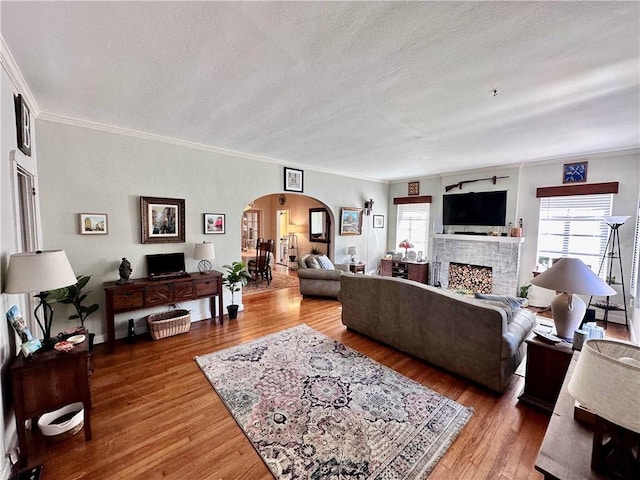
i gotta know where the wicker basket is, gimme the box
[147,309,191,340]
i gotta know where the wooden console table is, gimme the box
[380,258,429,284]
[535,352,607,479]
[103,271,223,352]
[11,339,92,467]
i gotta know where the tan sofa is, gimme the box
[297,253,349,298]
[340,274,536,393]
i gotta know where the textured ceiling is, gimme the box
[2,1,638,181]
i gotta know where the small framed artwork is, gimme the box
[563,161,588,184]
[373,214,384,228]
[140,196,185,243]
[340,207,363,236]
[284,167,304,192]
[408,181,420,196]
[79,213,108,234]
[14,94,31,156]
[204,213,225,234]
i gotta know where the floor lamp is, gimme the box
[4,250,77,350]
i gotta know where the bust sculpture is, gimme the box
[117,257,132,284]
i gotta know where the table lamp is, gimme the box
[194,241,215,274]
[347,246,358,263]
[4,250,77,350]
[530,257,615,340]
[568,339,640,476]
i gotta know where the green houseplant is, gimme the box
[222,261,251,319]
[50,275,99,328]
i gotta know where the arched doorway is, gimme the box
[241,193,334,268]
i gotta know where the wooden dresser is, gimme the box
[103,271,223,352]
[380,258,429,284]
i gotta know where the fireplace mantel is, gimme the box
[432,234,525,295]
[433,234,525,244]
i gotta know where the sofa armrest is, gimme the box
[298,268,344,281]
[501,308,536,359]
[334,264,349,273]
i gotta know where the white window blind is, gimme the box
[630,199,640,299]
[537,193,613,276]
[396,203,430,256]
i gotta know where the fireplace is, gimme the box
[448,262,493,293]
[432,234,525,296]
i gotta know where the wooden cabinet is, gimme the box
[11,338,92,466]
[518,335,573,412]
[380,259,429,284]
[104,272,223,352]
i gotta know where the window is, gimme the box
[395,203,430,255]
[536,194,613,276]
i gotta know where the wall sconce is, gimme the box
[364,198,374,216]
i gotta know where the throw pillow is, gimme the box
[317,255,335,270]
[306,256,321,269]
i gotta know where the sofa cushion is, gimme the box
[306,256,321,269]
[317,255,335,270]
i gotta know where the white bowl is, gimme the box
[37,402,84,437]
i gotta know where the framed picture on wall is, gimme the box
[562,161,588,184]
[284,167,304,192]
[373,215,384,228]
[140,196,185,243]
[14,94,31,156]
[340,207,363,236]
[79,213,108,234]
[204,213,225,234]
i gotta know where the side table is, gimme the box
[349,263,366,274]
[518,335,573,412]
[10,339,92,466]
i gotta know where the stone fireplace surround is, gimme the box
[432,234,525,296]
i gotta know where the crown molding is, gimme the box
[37,111,387,184]
[0,35,40,115]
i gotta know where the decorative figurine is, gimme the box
[117,257,132,284]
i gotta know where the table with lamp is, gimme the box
[519,258,615,412]
[4,250,93,466]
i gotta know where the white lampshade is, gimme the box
[347,246,358,256]
[603,215,630,226]
[193,242,215,260]
[530,258,615,339]
[289,224,307,233]
[4,250,77,293]
[568,339,640,433]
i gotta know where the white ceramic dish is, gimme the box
[67,334,86,344]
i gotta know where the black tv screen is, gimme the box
[443,190,507,226]
[146,253,186,278]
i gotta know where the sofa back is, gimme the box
[340,274,522,392]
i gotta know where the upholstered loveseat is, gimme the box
[297,253,349,298]
[340,274,536,393]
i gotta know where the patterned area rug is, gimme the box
[242,271,299,296]
[195,325,473,479]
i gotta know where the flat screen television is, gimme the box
[443,190,507,226]
[146,253,187,279]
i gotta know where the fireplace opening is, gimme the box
[448,262,493,294]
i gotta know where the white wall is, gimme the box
[34,120,389,342]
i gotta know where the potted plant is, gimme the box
[49,274,99,350]
[222,261,251,319]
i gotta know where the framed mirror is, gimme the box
[309,208,330,243]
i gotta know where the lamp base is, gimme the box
[551,292,586,341]
[591,415,640,479]
[198,259,212,274]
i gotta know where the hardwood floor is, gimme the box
[17,281,628,480]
